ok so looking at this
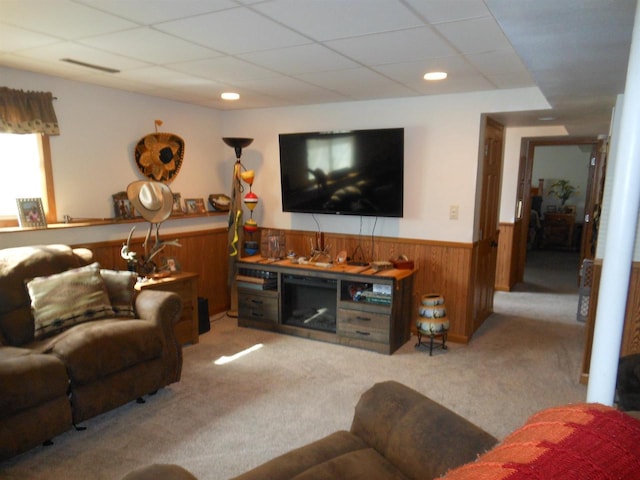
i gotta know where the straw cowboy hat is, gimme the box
[127,180,173,223]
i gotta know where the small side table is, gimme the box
[135,272,199,345]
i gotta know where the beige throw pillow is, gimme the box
[27,262,114,340]
[101,269,137,318]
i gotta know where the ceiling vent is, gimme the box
[60,58,120,74]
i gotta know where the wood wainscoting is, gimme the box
[75,227,488,344]
[495,220,525,292]
[279,229,479,344]
[580,260,640,384]
[74,228,230,315]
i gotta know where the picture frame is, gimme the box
[112,191,136,219]
[16,198,47,228]
[184,198,206,214]
[161,256,181,273]
[563,205,576,215]
[172,193,184,214]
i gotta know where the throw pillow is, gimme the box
[101,269,137,318]
[27,262,114,340]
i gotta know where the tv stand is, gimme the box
[236,256,415,354]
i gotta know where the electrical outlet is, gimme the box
[449,205,459,220]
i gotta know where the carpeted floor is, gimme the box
[0,250,587,480]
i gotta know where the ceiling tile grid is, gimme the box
[0,0,635,134]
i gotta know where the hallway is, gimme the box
[494,249,583,325]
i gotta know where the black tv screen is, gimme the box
[279,128,404,217]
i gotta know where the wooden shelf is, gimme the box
[0,211,227,233]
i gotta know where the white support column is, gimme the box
[587,0,640,404]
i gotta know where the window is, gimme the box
[0,133,55,227]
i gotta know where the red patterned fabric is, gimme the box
[442,404,640,479]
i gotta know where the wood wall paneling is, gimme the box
[74,228,230,315]
[276,229,476,343]
[76,227,482,344]
[495,221,523,292]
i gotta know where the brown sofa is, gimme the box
[123,380,640,480]
[0,244,183,460]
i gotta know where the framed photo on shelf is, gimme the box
[172,193,184,214]
[162,256,181,273]
[184,198,206,214]
[16,198,47,228]
[112,191,136,219]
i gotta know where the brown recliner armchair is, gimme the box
[0,244,183,460]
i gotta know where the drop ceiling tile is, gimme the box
[117,66,223,90]
[80,28,221,64]
[373,55,478,84]
[434,17,512,54]
[17,42,150,71]
[404,0,490,23]
[486,71,536,89]
[70,71,164,93]
[155,8,310,55]
[465,50,531,77]
[74,0,234,25]
[234,75,349,103]
[0,0,136,39]
[411,72,496,95]
[296,68,418,100]
[169,56,281,83]
[254,0,423,41]
[0,52,82,79]
[0,23,61,52]
[325,27,456,66]
[238,44,358,75]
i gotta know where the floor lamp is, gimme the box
[223,137,253,317]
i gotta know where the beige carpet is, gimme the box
[0,251,587,480]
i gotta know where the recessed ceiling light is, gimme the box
[221,92,240,101]
[423,71,447,81]
[538,116,556,121]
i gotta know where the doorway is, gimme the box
[515,136,605,289]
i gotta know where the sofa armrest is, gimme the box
[135,290,183,384]
[350,381,497,480]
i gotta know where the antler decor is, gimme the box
[121,224,181,276]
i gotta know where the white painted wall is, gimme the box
[223,88,550,243]
[0,66,229,248]
[1,66,551,248]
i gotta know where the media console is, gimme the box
[236,255,415,354]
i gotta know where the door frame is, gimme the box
[514,136,602,282]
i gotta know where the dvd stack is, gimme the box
[237,268,277,290]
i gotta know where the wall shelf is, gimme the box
[0,211,227,234]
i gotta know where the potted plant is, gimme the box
[547,179,578,206]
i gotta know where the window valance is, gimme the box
[0,87,59,135]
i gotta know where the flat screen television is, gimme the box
[278,128,404,217]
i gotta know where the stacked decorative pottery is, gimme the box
[417,293,449,335]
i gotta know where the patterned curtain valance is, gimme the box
[0,87,59,135]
